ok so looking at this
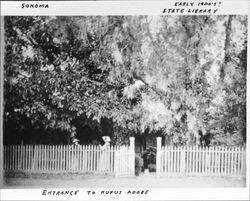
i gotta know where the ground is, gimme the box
[3,172,246,188]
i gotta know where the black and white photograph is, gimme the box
[0,0,249,200]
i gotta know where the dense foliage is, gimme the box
[4,16,247,146]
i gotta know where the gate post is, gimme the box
[129,137,135,151]
[129,137,135,176]
[156,137,162,178]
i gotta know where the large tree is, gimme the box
[4,16,247,146]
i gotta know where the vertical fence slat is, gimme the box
[42,144,44,170]
[30,145,33,170]
[229,147,232,174]
[6,145,8,170]
[15,145,18,169]
[214,146,217,174]
[163,146,166,173]
[227,146,230,175]
[21,145,24,170]
[8,145,10,170]
[48,145,51,171]
[234,147,237,175]
[195,146,198,174]
[55,145,57,171]
[14,145,16,169]
[231,147,234,174]
[62,145,65,171]
[46,144,48,171]
[199,146,202,174]
[241,147,244,175]
[40,145,42,170]
[73,145,76,172]
[204,146,208,175]
[51,145,53,171]
[39,145,41,170]
[238,147,241,175]
[172,146,175,173]
[27,145,29,170]
[166,146,169,174]
[221,146,224,175]
[26,144,28,170]
[188,146,191,173]
[215,146,218,175]
[201,146,204,174]
[232,147,235,175]
[219,146,222,174]
[173,146,176,173]
[80,145,83,172]
[87,145,89,172]
[26,145,28,170]
[176,147,179,173]
[171,146,174,173]
[15,145,17,170]
[228,147,231,175]
[83,145,86,172]
[197,146,200,174]
[210,146,214,174]
[91,145,93,172]
[48,145,50,171]
[235,147,239,175]
[241,147,245,176]
[44,145,46,171]
[76,145,79,172]
[110,146,113,172]
[225,146,228,175]
[10,145,12,170]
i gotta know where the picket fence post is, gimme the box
[156,137,162,177]
[129,137,135,176]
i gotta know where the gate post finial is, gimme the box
[156,137,162,178]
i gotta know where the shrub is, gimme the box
[147,163,156,172]
[142,146,156,169]
[135,154,143,176]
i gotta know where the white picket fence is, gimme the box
[156,137,246,177]
[4,137,135,177]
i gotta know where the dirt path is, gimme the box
[3,173,246,188]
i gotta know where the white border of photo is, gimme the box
[0,0,249,200]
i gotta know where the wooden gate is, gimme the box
[114,138,135,177]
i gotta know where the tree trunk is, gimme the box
[221,15,233,80]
